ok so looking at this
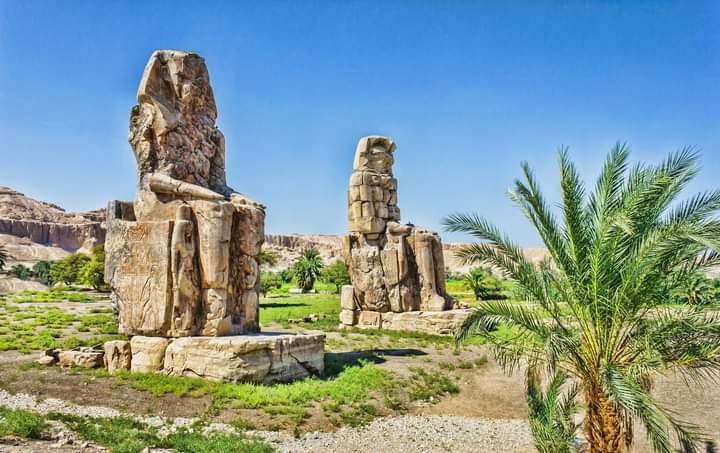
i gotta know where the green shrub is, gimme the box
[0,407,47,439]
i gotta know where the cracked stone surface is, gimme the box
[160,332,326,383]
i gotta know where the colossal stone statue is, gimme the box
[341,136,453,328]
[105,50,265,337]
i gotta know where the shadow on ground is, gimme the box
[324,349,426,378]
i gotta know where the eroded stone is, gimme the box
[163,333,325,384]
[130,336,169,373]
[58,348,104,369]
[105,50,265,337]
[103,340,132,374]
[342,136,453,331]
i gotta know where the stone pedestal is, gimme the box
[118,333,325,384]
[340,309,471,336]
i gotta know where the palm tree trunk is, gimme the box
[584,387,628,453]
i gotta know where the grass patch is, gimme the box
[93,358,459,430]
[259,293,340,331]
[165,429,273,453]
[49,412,271,453]
[406,367,460,401]
[10,289,106,304]
[0,407,47,439]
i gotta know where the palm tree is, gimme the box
[293,248,324,292]
[444,145,720,453]
[463,267,505,301]
[526,368,579,453]
[671,272,715,305]
[0,245,7,272]
[463,268,486,301]
[259,248,279,268]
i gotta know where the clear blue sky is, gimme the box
[1,1,718,246]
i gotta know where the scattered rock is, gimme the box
[103,340,131,374]
[35,355,56,366]
[57,347,104,369]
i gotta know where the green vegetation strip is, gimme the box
[0,406,272,453]
[105,360,458,428]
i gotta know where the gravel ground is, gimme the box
[0,390,533,452]
[278,415,534,453]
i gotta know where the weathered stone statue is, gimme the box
[105,50,265,337]
[341,136,455,330]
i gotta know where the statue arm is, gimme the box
[146,173,225,201]
[387,221,412,235]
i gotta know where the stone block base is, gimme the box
[122,332,325,384]
[339,309,472,336]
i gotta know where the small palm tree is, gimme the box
[0,245,7,272]
[444,145,720,453]
[463,268,486,301]
[463,267,505,301]
[259,248,279,268]
[293,249,324,292]
[527,368,580,453]
[671,272,715,305]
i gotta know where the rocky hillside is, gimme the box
[0,186,105,264]
[0,186,549,275]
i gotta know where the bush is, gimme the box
[0,407,47,439]
[669,272,719,305]
[259,272,283,297]
[462,267,505,301]
[79,245,107,290]
[49,253,90,285]
[32,261,52,283]
[321,260,350,293]
[0,245,7,272]
[9,264,33,280]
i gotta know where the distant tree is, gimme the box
[49,253,90,286]
[259,248,279,268]
[9,264,33,280]
[259,272,283,298]
[321,260,350,294]
[0,245,7,272]
[293,249,324,292]
[79,245,107,291]
[31,261,52,284]
[277,268,293,284]
[463,267,505,301]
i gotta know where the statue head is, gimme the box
[130,50,226,192]
[353,136,395,175]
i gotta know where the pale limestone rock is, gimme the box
[339,309,356,325]
[58,348,104,368]
[35,355,56,366]
[162,333,325,384]
[342,136,453,330]
[103,340,132,374]
[340,285,356,310]
[130,336,169,373]
[348,310,471,336]
[105,50,265,337]
[379,310,472,336]
[358,311,382,328]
